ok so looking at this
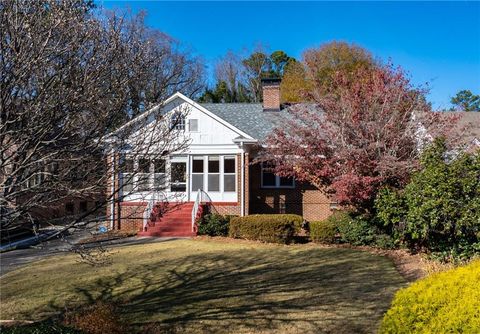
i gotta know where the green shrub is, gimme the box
[229,214,302,244]
[309,220,337,243]
[374,234,397,249]
[375,139,480,260]
[336,214,377,246]
[197,214,232,237]
[380,260,480,333]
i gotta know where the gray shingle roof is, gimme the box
[200,103,286,140]
[200,102,320,141]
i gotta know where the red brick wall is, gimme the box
[118,202,147,232]
[212,152,243,216]
[262,83,281,110]
[248,159,336,222]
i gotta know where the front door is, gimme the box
[170,161,187,192]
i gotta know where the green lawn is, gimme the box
[0,239,405,333]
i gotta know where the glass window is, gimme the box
[65,202,74,215]
[192,158,204,173]
[223,156,236,192]
[224,157,235,173]
[262,163,276,187]
[262,171,276,187]
[120,158,134,173]
[170,162,186,192]
[192,174,203,191]
[192,157,204,191]
[120,157,135,194]
[189,119,198,132]
[154,159,165,190]
[137,158,151,191]
[137,173,150,191]
[122,173,134,194]
[171,112,185,130]
[139,159,150,173]
[224,175,235,192]
[154,159,165,173]
[279,176,294,187]
[79,201,88,213]
[261,163,294,188]
[208,156,220,191]
[208,157,219,173]
[208,174,220,191]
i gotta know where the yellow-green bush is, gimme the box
[309,220,337,243]
[229,214,303,244]
[380,260,480,333]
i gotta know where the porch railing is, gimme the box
[191,189,214,232]
[143,192,157,232]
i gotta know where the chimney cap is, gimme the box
[261,77,281,85]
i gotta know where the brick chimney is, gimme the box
[261,78,281,111]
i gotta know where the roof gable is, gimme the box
[112,92,256,141]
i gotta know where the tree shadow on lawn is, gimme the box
[70,247,405,334]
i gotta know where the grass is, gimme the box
[0,239,405,333]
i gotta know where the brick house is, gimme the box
[105,79,340,236]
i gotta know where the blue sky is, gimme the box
[100,1,480,109]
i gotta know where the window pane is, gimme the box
[224,157,235,173]
[170,162,186,192]
[154,159,165,173]
[224,175,235,192]
[171,183,186,192]
[189,119,198,132]
[208,157,219,173]
[137,173,150,191]
[208,174,219,191]
[262,172,276,187]
[192,174,204,191]
[122,173,133,193]
[171,112,185,130]
[154,173,166,190]
[279,177,294,187]
[139,159,150,173]
[121,159,134,173]
[192,158,204,173]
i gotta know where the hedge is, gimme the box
[380,260,480,333]
[229,214,303,244]
[197,213,232,237]
[309,220,337,243]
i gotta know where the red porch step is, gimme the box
[138,202,196,238]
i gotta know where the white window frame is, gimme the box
[153,158,166,191]
[222,156,236,193]
[191,156,205,192]
[207,156,220,192]
[260,163,295,189]
[188,118,199,132]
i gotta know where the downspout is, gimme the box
[240,143,245,217]
[110,152,115,229]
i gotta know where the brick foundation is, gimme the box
[117,202,147,232]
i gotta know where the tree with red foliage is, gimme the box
[263,64,455,212]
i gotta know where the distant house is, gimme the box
[106,79,337,236]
